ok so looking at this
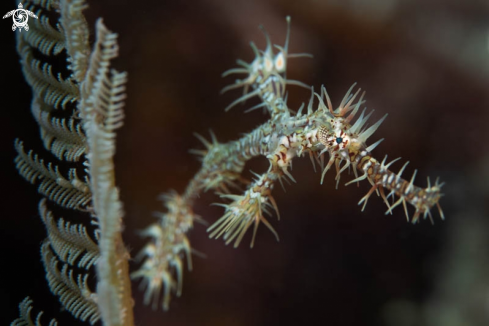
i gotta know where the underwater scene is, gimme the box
[1,0,489,325]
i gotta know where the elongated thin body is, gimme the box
[135,16,444,312]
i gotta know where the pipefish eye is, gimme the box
[336,137,343,144]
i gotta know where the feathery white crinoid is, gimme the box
[14,1,134,325]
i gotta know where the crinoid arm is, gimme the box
[14,1,134,325]
[12,297,58,326]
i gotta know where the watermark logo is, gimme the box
[3,3,38,32]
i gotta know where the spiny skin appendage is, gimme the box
[131,192,195,311]
[315,85,444,223]
[352,153,444,223]
[207,171,280,248]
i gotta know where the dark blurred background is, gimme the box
[1,0,489,325]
